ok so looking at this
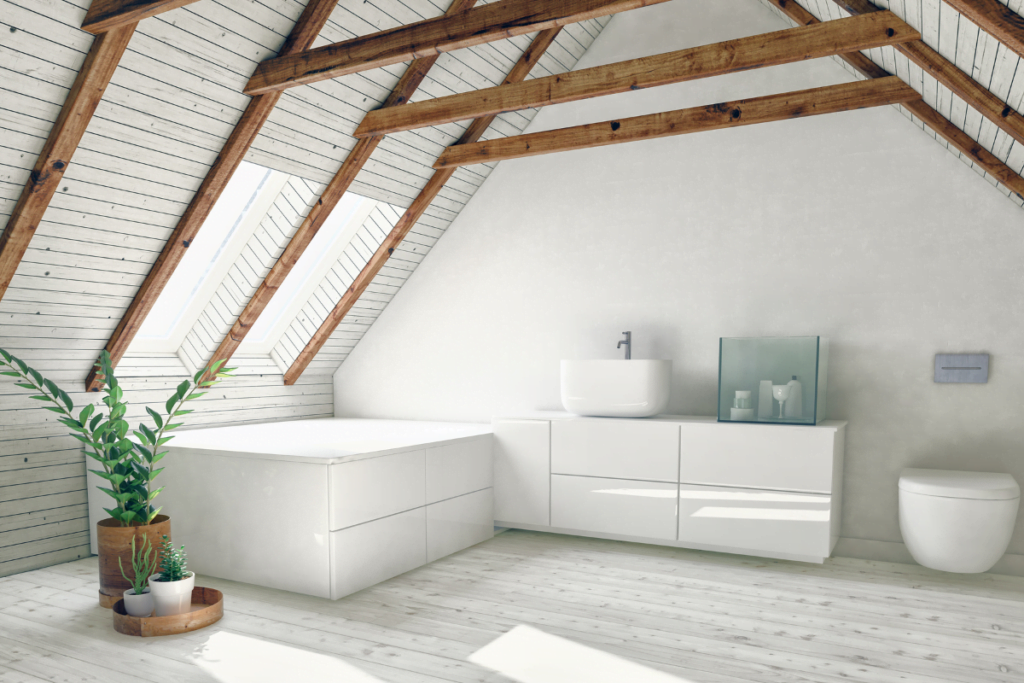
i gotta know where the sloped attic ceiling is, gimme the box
[0,0,611,382]
[760,0,1024,207]
[2,0,1023,393]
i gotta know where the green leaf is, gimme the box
[148,486,165,500]
[29,395,51,401]
[140,424,157,443]
[165,395,178,415]
[0,371,20,377]
[152,451,168,464]
[58,417,84,431]
[102,507,122,521]
[164,423,183,431]
[15,383,35,390]
[156,436,173,446]
[13,358,28,373]
[176,380,190,401]
[43,378,59,395]
[89,413,104,431]
[0,348,11,363]
[45,406,66,414]
[28,368,43,385]
[71,433,96,447]
[172,410,192,417]
[59,389,73,411]
[184,393,206,401]
[146,507,163,524]
[145,406,164,430]
[90,469,114,482]
[193,367,205,383]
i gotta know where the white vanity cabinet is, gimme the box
[493,415,845,564]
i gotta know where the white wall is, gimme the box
[335,0,1024,569]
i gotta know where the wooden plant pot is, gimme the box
[97,514,170,608]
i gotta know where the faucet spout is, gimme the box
[616,331,632,360]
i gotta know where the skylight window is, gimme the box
[238,193,377,355]
[132,162,288,353]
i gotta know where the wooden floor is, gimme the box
[0,530,1023,683]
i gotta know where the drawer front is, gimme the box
[493,420,551,526]
[680,423,835,493]
[426,436,493,504]
[552,419,679,482]
[426,488,494,563]
[330,507,427,599]
[551,475,678,540]
[329,450,425,531]
[678,484,832,559]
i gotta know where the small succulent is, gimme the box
[118,535,157,595]
[154,534,190,582]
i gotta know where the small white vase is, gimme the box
[148,572,195,616]
[122,587,154,617]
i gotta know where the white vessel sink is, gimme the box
[560,360,672,418]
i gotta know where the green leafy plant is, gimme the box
[118,535,158,595]
[0,348,234,526]
[154,535,190,582]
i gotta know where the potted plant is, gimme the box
[149,535,194,616]
[0,348,233,606]
[118,536,157,617]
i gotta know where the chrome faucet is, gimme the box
[617,331,632,360]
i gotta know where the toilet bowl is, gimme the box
[899,468,1019,573]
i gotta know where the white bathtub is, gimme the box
[93,418,494,599]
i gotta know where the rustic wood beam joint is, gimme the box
[355,10,917,138]
[828,0,1024,146]
[243,0,670,96]
[764,0,1024,201]
[82,0,202,34]
[432,77,920,168]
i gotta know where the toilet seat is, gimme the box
[899,468,1020,500]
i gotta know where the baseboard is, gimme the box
[833,537,1024,578]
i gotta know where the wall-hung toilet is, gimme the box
[899,468,1020,573]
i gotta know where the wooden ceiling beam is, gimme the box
[941,0,1024,61]
[82,0,202,34]
[0,25,135,303]
[355,11,917,138]
[432,77,920,168]
[243,0,669,96]
[828,0,1024,147]
[765,0,1024,200]
[203,0,479,375]
[282,28,562,386]
[84,0,340,392]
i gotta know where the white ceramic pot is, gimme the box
[122,587,154,617]
[148,572,195,616]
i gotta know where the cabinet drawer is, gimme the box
[493,420,551,526]
[426,436,492,504]
[678,484,832,559]
[426,488,494,563]
[329,450,425,531]
[552,419,679,482]
[680,423,837,493]
[552,475,677,540]
[330,507,426,599]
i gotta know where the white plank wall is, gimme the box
[759,0,1024,207]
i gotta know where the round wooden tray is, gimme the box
[112,587,223,637]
